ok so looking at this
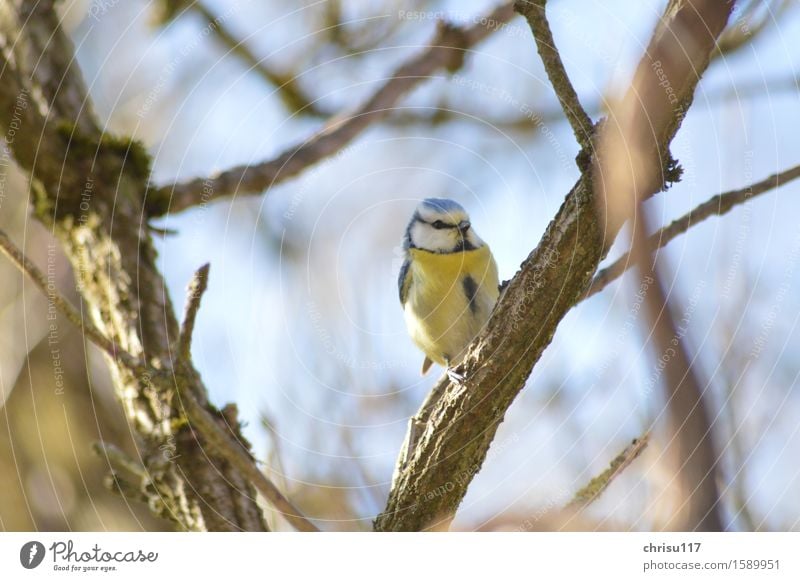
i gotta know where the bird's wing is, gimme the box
[421,356,433,375]
[398,257,412,305]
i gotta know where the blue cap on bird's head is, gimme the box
[419,197,467,216]
[414,198,469,226]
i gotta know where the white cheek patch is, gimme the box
[410,221,456,253]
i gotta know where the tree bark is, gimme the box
[0,1,267,531]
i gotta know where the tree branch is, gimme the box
[147,3,516,216]
[633,204,723,530]
[566,433,650,510]
[178,263,210,360]
[1,220,314,530]
[375,0,732,532]
[382,74,798,135]
[714,0,793,59]
[93,441,147,479]
[171,263,318,531]
[586,163,800,299]
[515,0,594,150]
[0,229,146,373]
[176,386,320,532]
[1,1,270,531]
[188,1,324,116]
[596,0,734,531]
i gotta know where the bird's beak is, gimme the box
[458,220,471,233]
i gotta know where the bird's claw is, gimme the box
[446,366,466,386]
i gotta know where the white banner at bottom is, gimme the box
[0,532,796,580]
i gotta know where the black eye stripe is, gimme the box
[420,218,457,230]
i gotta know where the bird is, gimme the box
[398,198,499,382]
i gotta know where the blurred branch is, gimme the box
[632,203,722,531]
[321,1,407,55]
[148,2,516,216]
[566,433,650,511]
[0,229,146,373]
[596,0,733,531]
[386,74,800,133]
[375,0,732,532]
[586,162,800,299]
[515,0,594,150]
[715,336,760,531]
[714,0,793,59]
[187,1,324,116]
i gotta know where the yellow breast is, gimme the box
[404,245,499,366]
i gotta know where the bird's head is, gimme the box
[404,198,484,253]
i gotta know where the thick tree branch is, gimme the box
[2,212,311,530]
[375,0,732,532]
[515,0,594,150]
[0,226,302,530]
[586,163,800,299]
[1,2,270,531]
[147,3,516,216]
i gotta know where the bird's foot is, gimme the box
[446,366,466,386]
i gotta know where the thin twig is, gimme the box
[148,2,516,216]
[173,262,317,531]
[566,433,650,510]
[586,163,800,299]
[0,229,147,373]
[385,75,800,132]
[178,391,320,532]
[515,0,594,150]
[92,441,146,478]
[178,263,210,360]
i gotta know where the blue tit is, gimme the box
[398,198,500,380]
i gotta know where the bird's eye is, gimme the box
[432,220,447,229]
